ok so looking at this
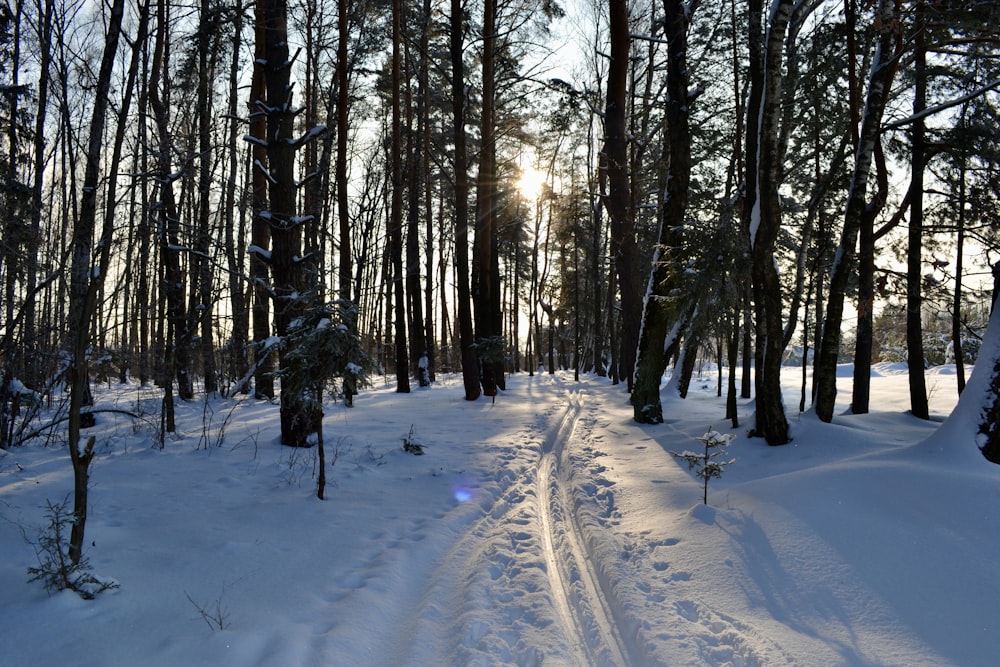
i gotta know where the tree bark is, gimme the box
[474,0,502,396]
[907,19,929,420]
[406,9,428,386]
[196,0,217,394]
[249,3,274,400]
[223,1,249,392]
[747,0,793,445]
[150,0,193,403]
[259,0,323,442]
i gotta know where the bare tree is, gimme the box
[64,0,129,565]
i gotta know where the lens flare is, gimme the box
[451,477,479,504]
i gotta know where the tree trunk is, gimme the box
[422,0,436,382]
[813,0,901,423]
[259,0,323,443]
[223,1,249,392]
[22,0,54,389]
[632,0,696,423]
[65,0,127,564]
[605,0,641,391]
[450,0,480,400]
[747,0,793,445]
[953,143,967,395]
[474,0,502,396]
[406,9,428,386]
[196,0,217,395]
[907,23,929,420]
[249,4,274,400]
[389,0,410,393]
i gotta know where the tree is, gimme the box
[389,0,410,393]
[451,0,481,401]
[474,0,502,397]
[906,3,930,420]
[604,0,641,392]
[632,0,698,424]
[257,0,325,444]
[249,0,274,400]
[742,0,795,444]
[195,0,218,395]
[222,0,250,393]
[149,0,192,430]
[935,287,1000,465]
[814,0,902,423]
[64,0,127,566]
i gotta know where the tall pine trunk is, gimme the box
[604,0,641,391]
[450,0,480,400]
[196,0,217,394]
[814,0,900,423]
[259,0,323,443]
[223,1,249,392]
[906,21,929,420]
[631,0,696,423]
[389,0,410,393]
[474,0,502,396]
[249,6,274,400]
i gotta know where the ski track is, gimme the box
[537,379,633,666]
[305,376,643,666]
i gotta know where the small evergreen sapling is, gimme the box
[25,496,119,599]
[670,428,736,505]
[277,301,373,499]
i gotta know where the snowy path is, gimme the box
[310,375,641,666]
[536,383,631,666]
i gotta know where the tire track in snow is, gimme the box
[538,384,632,666]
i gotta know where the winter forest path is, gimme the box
[308,374,645,665]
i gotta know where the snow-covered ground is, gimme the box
[1,364,997,666]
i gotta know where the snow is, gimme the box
[247,245,271,261]
[1,365,998,666]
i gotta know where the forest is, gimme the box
[1,0,999,566]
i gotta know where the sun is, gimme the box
[517,165,546,199]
